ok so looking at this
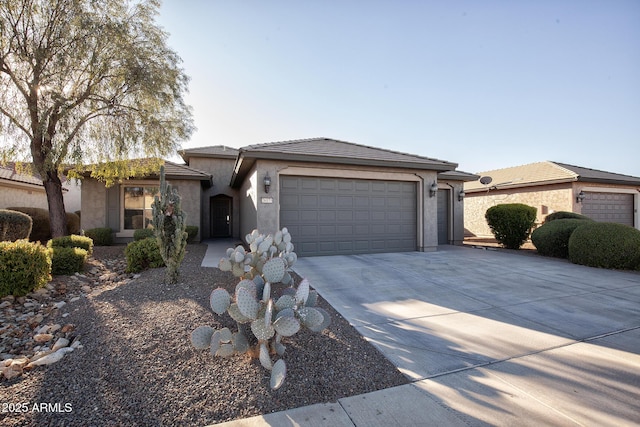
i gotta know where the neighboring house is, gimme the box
[81,138,476,254]
[464,161,640,238]
[0,165,49,210]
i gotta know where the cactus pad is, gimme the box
[295,278,310,305]
[274,342,286,356]
[236,279,257,297]
[273,316,301,337]
[210,288,231,315]
[232,262,245,277]
[228,303,252,323]
[191,325,215,349]
[262,258,285,283]
[218,257,232,272]
[237,287,259,320]
[251,318,275,340]
[270,359,286,390]
[259,343,272,370]
[216,343,235,358]
[281,271,292,285]
[218,327,233,343]
[298,307,324,329]
[258,235,273,253]
[233,331,250,353]
[276,307,295,320]
[306,290,319,307]
[275,294,296,310]
[264,299,273,327]
[307,307,331,332]
[262,281,271,302]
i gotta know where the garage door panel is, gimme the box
[582,192,634,227]
[280,176,417,256]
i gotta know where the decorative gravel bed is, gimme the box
[1,244,408,426]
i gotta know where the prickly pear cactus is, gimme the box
[191,228,331,390]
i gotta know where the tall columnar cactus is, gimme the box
[152,165,188,284]
[191,228,331,390]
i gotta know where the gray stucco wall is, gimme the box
[80,178,107,231]
[239,166,258,239]
[439,180,466,245]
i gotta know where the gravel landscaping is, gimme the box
[1,244,408,426]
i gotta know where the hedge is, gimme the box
[47,234,94,255]
[0,209,32,242]
[531,219,590,258]
[84,227,113,246]
[6,207,80,241]
[186,225,199,243]
[544,211,593,223]
[50,247,88,275]
[568,222,640,270]
[125,237,165,273]
[134,228,155,241]
[485,203,537,249]
[0,240,51,297]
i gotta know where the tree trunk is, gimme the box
[43,172,68,238]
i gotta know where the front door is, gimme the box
[210,196,231,237]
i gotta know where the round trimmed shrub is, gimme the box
[47,234,94,255]
[8,207,50,241]
[531,219,590,258]
[134,228,155,241]
[544,211,593,223]
[125,237,165,273]
[0,209,33,242]
[568,222,640,270]
[185,225,199,243]
[84,227,113,246]
[50,246,88,275]
[66,212,81,235]
[485,203,537,249]
[0,240,51,297]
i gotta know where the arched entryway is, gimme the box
[210,194,232,237]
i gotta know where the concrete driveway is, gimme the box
[292,245,640,426]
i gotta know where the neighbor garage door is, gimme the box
[280,176,417,256]
[581,192,635,227]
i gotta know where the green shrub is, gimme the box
[8,207,50,241]
[568,222,640,270]
[50,246,88,275]
[0,209,32,242]
[84,227,113,246]
[185,225,199,243]
[74,210,81,220]
[6,207,81,241]
[485,204,537,249]
[134,228,155,241]
[531,219,590,258]
[544,211,593,223]
[66,212,81,235]
[125,237,165,273]
[47,234,94,255]
[0,240,51,297]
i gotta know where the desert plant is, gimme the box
[185,225,199,243]
[84,227,113,246]
[485,203,537,249]
[50,246,88,275]
[531,219,590,258]
[191,228,330,390]
[151,165,188,284]
[568,222,640,270]
[0,209,32,242]
[134,228,155,241]
[544,211,593,223]
[0,240,51,297]
[47,234,94,255]
[125,237,165,273]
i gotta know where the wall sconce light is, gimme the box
[458,190,465,202]
[576,190,585,203]
[263,173,271,193]
[429,182,438,197]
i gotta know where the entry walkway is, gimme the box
[210,245,640,426]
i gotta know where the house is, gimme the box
[464,161,640,238]
[81,138,477,255]
[0,164,80,212]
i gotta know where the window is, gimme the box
[123,186,159,230]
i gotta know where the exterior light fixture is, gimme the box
[263,173,271,193]
[576,190,585,203]
[458,190,465,202]
[429,182,438,197]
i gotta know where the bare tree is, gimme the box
[0,0,193,237]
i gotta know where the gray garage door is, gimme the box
[280,176,417,256]
[582,192,635,226]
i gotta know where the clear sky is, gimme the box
[157,0,640,176]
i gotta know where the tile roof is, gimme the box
[162,161,212,181]
[241,137,456,169]
[0,165,44,187]
[465,161,640,192]
[179,145,239,162]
